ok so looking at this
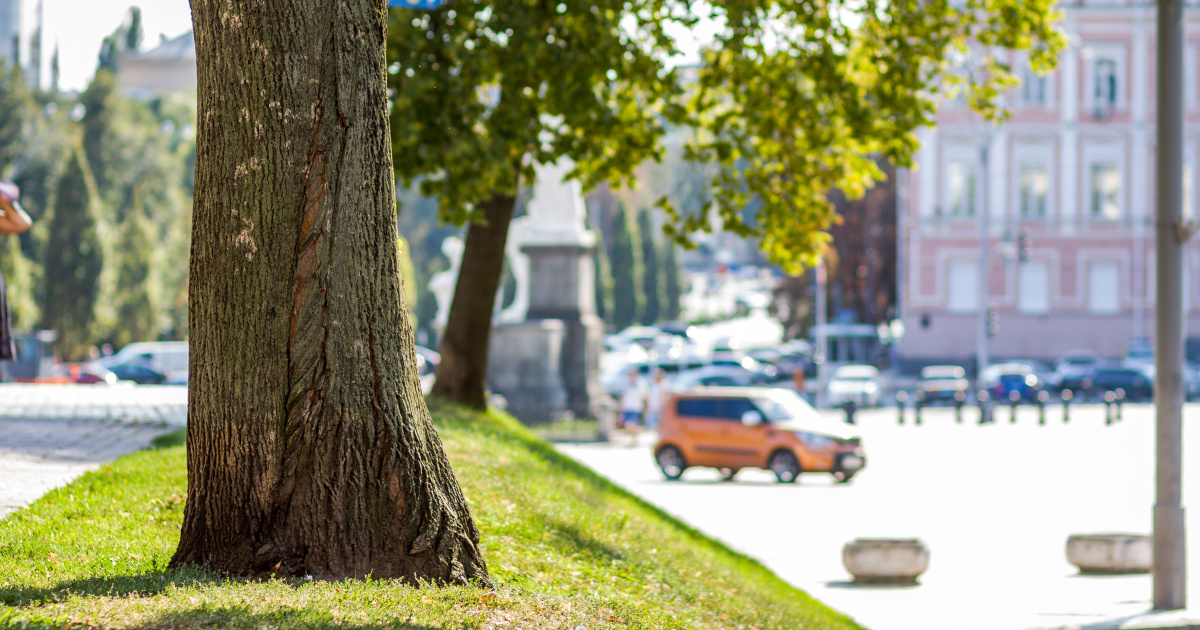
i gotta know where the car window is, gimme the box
[676,398,720,418]
[701,376,736,386]
[717,398,757,421]
[675,397,753,421]
[753,398,792,422]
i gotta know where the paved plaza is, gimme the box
[560,403,1200,630]
[0,384,186,520]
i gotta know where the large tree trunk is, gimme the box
[172,0,490,586]
[430,192,516,409]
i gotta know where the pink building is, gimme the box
[897,1,1200,367]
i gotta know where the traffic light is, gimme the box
[986,308,999,337]
[1018,230,1030,262]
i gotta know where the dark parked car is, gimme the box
[107,361,167,385]
[985,363,1044,402]
[1055,351,1099,392]
[1085,367,1153,402]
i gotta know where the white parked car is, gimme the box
[97,341,189,377]
[826,364,881,407]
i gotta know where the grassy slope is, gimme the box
[0,401,865,630]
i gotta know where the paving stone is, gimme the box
[0,384,187,521]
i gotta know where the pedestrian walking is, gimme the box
[0,181,32,362]
[619,369,647,443]
[645,368,668,431]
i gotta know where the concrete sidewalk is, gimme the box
[0,383,185,520]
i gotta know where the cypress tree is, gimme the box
[80,70,121,198]
[43,146,105,360]
[662,239,682,321]
[398,236,419,316]
[593,237,612,325]
[0,232,39,331]
[0,65,32,170]
[112,187,158,348]
[609,203,642,330]
[637,207,660,325]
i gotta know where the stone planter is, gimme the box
[1066,534,1151,574]
[842,538,930,584]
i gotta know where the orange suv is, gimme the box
[653,387,866,483]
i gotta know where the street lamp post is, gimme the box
[975,141,991,391]
[815,259,828,408]
[1154,0,1187,611]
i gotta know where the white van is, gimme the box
[99,341,189,376]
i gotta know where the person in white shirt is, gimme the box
[645,368,668,430]
[619,369,647,438]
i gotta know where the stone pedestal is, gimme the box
[488,320,567,422]
[523,243,604,419]
[485,158,603,423]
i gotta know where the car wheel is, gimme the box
[768,450,801,484]
[656,446,686,481]
[720,468,738,482]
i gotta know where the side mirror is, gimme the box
[741,410,764,426]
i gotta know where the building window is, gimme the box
[1094,58,1118,114]
[1020,66,1047,107]
[1088,261,1121,314]
[1018,164,1049,219]
[1089,163,1121,221]
[947,260,978,313]
[945,161,977,217]
[1018,262,1050,315]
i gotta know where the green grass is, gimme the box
[530,417,602,443]
[0,400,865,630]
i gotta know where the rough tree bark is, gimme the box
[171,0,490,585]
[430,193,515,409]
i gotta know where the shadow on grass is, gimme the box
[1,603,470,630]
[125,605,469,630]
[541,517,626,563]
[0,569,221,607]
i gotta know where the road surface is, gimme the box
[560,402,1200,630]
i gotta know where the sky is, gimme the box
[42,0,719,92]
[46,0,193,92]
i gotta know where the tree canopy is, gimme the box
[387,0,1062,272]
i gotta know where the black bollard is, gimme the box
[954,391,966,424]
[1104,391,1116,426]
[895,391,908,425]
[977,390,992,424]
[1037,390,1049,425]
[914,392,924,426]
[1009,390,1021,423]
[843,399,858,425]
[1061,389,1073,423]
[1114,388,1125,422]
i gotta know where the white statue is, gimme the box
[497,216,531,323]
[522,159,595,247]
[428,236,464,330]
[496,159,596,323]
